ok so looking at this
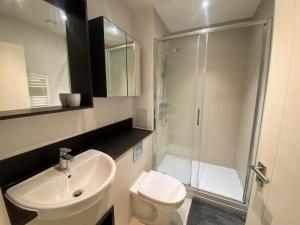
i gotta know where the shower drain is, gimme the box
[73,190,83,197]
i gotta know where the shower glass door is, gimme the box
[155,35,201,185]
[155,21,270,203]
[192,23,268,202]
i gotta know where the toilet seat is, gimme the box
[137,170,186,206]
[131,171,186,225]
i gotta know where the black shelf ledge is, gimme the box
[0,106,93,120]
[0,118,152,225]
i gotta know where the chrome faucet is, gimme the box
[56,148,74,171]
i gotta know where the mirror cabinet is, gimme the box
[89,17,141,97]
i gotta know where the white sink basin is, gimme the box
[5,149,116,220]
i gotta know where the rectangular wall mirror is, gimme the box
[0,0,93,120]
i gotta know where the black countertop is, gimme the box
[0,118,152,225]
[91,128,152,160]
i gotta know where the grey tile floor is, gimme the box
[186,198,246,225]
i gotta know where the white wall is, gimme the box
[0,42,30,111]
[131,7,169,130]
[0,0,135,223]
[0,99,132,160]
[88,0,132,34]
[246,0,300,224]
[198,29,249,168]
[253,0,275,19]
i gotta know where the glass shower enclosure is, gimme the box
[154,20,272,204]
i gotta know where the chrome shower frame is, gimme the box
[153,19,273,212]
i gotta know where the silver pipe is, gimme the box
[157,19,270,41]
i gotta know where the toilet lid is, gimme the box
[137,170,186,206]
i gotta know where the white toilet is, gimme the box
[130,170,186,225]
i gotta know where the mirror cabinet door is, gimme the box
[103,18,127,97]
[126,35,141,96]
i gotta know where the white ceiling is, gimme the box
[120,0,262,33]
[0,0,66,36]
[104,18,126,47]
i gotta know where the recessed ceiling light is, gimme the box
[108,26,119,34]
[60,11,67,21]
[61,14,67,21]
[202,0,209,8]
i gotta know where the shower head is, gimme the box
[162,48,180,78]
[166,48,180,56]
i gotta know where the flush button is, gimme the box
[133,142,143,162]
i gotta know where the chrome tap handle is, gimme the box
[57,148,74,171]
[59,148,72,156]
[59,148,74,162]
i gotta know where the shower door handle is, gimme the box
[197,108,200,126]
[251,162,270,187]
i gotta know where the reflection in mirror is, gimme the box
[127,35,141,96]
[104,18,127,97]
[0,0,70,111]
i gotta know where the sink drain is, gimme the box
[73,190,83,197]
